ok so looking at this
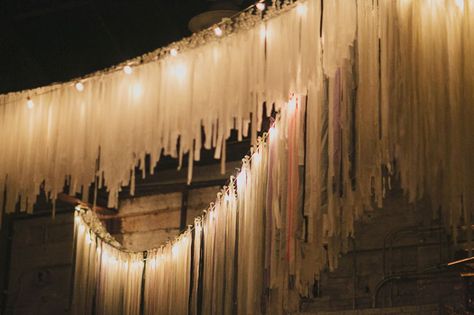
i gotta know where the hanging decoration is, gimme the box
[72,209,144,315]
[73,97,307,314]
[0,0,316,214]
[7,0,474,312]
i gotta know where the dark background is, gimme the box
[0,0,252,94]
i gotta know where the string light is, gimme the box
[123,65,133,75]
[214,26,223,37]
[4,0,308,108]
[256,1,265,11]
[170,48,178,56]
[296,2,307,15]
[75,82,84,92]
[26,97,34,109]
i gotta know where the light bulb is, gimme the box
[170,48,178,56]
[27,98,34,109]
[296,3,307,15]
[256,1,265,11]
[75,82,84,92]
[214,26,223,37]
[123,65,133,75]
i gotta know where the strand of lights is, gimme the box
[12,0,305,105]
[76,112,279,261]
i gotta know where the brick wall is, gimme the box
[3,213,74,315]
[113,185,220,251]
[300,189,466,314]
[300,303,440,315]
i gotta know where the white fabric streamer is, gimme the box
[43,0,474,313]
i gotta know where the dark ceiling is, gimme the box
[0,0,251,94]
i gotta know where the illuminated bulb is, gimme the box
[123,65,133,75]
[26,98,34,109]
[170,48,178,56]
[75,82,84,92]
[214,26,223,37]
[296,2,307,15]
[256,1,266,11]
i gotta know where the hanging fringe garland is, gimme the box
[0,0,314,214]
[3,0,472,252]
[72,209,144,315]
[302,0,474,273]
[10,0,474,312]
[73,99,307,314]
